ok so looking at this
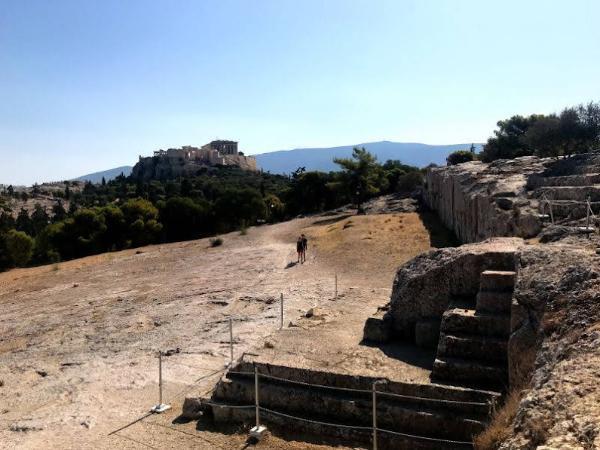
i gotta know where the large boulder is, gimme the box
[388,238,523,341]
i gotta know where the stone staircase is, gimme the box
[432,270,515,390]
[528,153,600,223]
[206,361,500,450]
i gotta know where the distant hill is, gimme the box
[254,141,482,174]
[74,166,132,183]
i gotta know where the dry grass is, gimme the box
[474,390,522,450]
[305,213,433,286]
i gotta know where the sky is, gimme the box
[1,0,599,185]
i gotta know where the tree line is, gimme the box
[0,152,423,271]
[444,101,600,166]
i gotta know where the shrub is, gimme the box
[447,150,476,166]
[474,390,521,449]
[209,237,223,247]
[6,229,34,267]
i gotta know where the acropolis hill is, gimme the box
[131,140,258,180]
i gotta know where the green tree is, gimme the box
[264,193,285,223]
[522,115,562,158]
[31,203,50,235]
[160,197,209,241]
[121,198,162,246]
[447,150,476,166]
[0,211,15,232]
[397,171,424,192]
[6,229,34,267]
[334,147,382,211]
[15,208,33,236]
[213,188,266,230]
[480,115,540,162]
[52,202,67,223]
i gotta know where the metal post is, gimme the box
[255,365,260,427]
[249,364,267,439]
[280,293,284,329]
[158,351,163,405]
[335,273,338,298]
[150,351,171,413]
[586,196,591,230]
[372,381,377,450]
[229,317,234,365]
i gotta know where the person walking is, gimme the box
[296,236,303,263]
[301,234,308,263]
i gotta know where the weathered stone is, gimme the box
[495,197,514,210]
[476,291,513,314]
[441,308,511,338]
[181,396,204,420]
[363,313,392,343]
[414,319,440,349]
[479,270,516,292]
[424,157,547,243]
[389,238,522,340]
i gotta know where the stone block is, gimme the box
[415,319,440,349]
[479,270,516,292]
[476,290,512,314]
[363,313,392,343]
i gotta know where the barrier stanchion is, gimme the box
[335,273,338,298]
[372,381,378,450]
[229,318,234,366]
[249,365,268,440]
[587,196,591,231]
[150,351,171,413]
[280,293,284,330]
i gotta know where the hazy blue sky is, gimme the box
[1,0,599,185]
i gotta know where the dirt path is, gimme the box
[0,212,437,449]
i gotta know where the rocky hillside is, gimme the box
[417,153,600,449]
[424,153,600,244]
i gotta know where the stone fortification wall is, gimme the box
[424,157,548,243]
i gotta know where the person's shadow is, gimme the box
[285,261,298,269]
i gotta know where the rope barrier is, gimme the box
[377,427,473,446]
[226,370,491,407]
[259,406,372,431]
[201,400,256,410]
[200,401,474,447]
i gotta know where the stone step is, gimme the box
[528,173,600,188]
[212,375,490,444]
[441,308,510,339]
[206,362,500,447]
[537,199,600,220]
[432,357,508,390]
[437,333,508,363]
[209,400,474,449]
[476,290,512,314]
[479,270,516,292]
[535,185,600,202]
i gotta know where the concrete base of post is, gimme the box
[150,403,172,413]
[249,425,269,440]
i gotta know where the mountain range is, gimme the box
[74,166,133,183]
[254,141,481,174]
[75,141,481,182]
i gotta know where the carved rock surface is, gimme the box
[424,157,548,243]
[388,238,522,341]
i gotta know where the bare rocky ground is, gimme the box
[0,210,437,449]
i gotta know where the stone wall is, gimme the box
[424,157,548,243]
[388,238,522,342]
